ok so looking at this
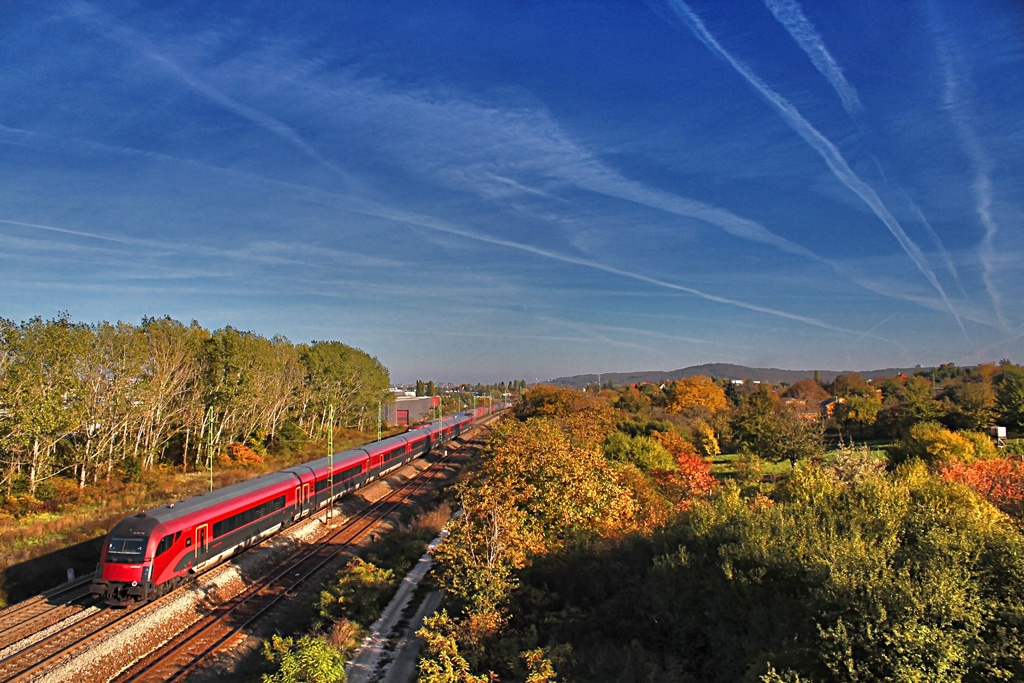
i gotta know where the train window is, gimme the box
[185,537,192,547]
[174,531,181,542]
[156,534,175,556]
[106,537,146,564]
[212,495,287,538]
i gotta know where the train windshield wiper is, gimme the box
[106,536,146,563]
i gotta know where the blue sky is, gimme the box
[1,1,1022,383]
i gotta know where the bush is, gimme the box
[604,432,676,472]
[261,634,346,683]
[118,456,144,483]
[890,422,990,468]
[275,420,308,454]
[315,558,396,628]
[226,443,264,465]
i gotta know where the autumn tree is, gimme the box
[666,375,728,416]
[780,378,830,404]
[829,372,874,398]
[942,457,1024,517]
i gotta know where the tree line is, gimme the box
[416,370,1024,682]
[0,314,391,496]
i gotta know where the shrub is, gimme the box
[604,432,676,472]
[941,457,1024,517]
[890,422,991,468]
[226,443,264,465]
[315,558,396,628]
[261,634,346,683]
[118,456,144,483]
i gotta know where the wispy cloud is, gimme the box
[335,197,908,343]
[667,0,963,334]
[66,1,346,178]
[762,0,863,114]
[926,3,1007,329]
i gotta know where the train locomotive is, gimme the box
[90,406,496,606]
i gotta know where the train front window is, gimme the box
[107,536,146,563]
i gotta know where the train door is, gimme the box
[195,524,208,558]
[303,483,311,512]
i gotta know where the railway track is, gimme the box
[0,577,98,653]
[0,603,135,683]
[0,418,495,682]
[117,434,480,682]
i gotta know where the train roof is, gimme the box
[281,448,368,476]
[128,470,298,527]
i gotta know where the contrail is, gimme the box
[927,2,1007,328]
[762,0,863,114]
[0,219,136,245]
[338,198,901,341]
[67,1,345,178]
[668,1,961,330]
[904,194,965,297]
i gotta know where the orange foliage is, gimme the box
[941,458,1024,516]
[226,442,264,465]
[651,441,717,510]
[650,430,699,459]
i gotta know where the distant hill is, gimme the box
[546,363,932,389]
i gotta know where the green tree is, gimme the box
[732,386,824,466]
[75,321,148,484]
[944,377,998,431]
[0,315,89,494]
[889,421,993,468]
[315,558,396,627]
[298,341,390,435]
[996,363,1024,430]
[889,375,944,436]
[137,317,207,470]
[651,464,1024,682]
[604,432,676,472]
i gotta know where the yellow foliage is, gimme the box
[667,375,728,415]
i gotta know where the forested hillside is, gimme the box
[419,366,1024,682]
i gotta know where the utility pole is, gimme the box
[377,400,382,442]
[326,404,334,521]
[205,405,214,492]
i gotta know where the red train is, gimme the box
[90,406,497,605]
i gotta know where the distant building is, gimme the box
[821,396,846,418]
[381,395,440,427]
